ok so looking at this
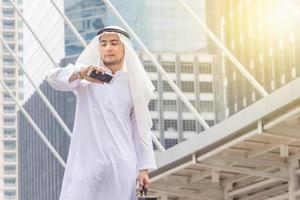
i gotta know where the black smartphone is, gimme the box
[89,70,114,84]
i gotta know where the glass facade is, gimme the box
[107,0,207,52]
[64,0,207,55]
[65,0,106,55]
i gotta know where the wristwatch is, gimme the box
[75,67,84,80]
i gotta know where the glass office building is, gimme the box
[65,0,207,55]
[0,0,23,199]
[64,0,106,55]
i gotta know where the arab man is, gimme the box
[47,26,157,200]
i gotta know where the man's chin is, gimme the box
[103,60,121,66]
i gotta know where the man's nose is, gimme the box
[105,44,113,51]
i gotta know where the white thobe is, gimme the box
[47,63,157,200]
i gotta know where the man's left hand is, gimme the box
[138,169,151,191]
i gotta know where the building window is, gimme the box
[206,120,215,127]
[162,62,175,73]
[4,165,16,175]
[164,119,177,131]
[3,141,16,150]
[4,129,16,138]
[18,44,23,51]
[3,117,15,125]
[143,61,156,72]
[163,100,177,111]
[182,81,194,92]
[148,100,158,111]
[181,62,193,73]
[3,68,15,77]
[4,178,16,187]
[3,92,14,101]
[165,138,178,149]
[4,80,15,89]
[199,63,212,73]
[4,190,16,199]
[163,81,174,92]
[200,120,215,131]
[183,120,196,131]
[151,119,159,131]
[183,100,195,111]
[2,44,15,52]
[19,81,23,87]
[3,32,14,41]
[3,56,14,65]
[3,20,15,29]
[3,104,15,113]
[151,80,157,90]
[199,101,214,112]
[4,153,16,162]
[199,82,213,93]
[2,0,10,5]
[2,8,14,17]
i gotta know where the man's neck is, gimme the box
[105,60,124,74]
[108,64,123,74]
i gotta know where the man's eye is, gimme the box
[101,43,107,46]
[112,42,119,45]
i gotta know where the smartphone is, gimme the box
[89,70,114,84]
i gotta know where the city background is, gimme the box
[0,0,300,199]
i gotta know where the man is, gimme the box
[47,26,156,200]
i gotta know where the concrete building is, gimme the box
[0,0,23,199]
[141,52,216,147]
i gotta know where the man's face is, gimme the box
[99,33,124,67]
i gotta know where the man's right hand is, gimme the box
[80,66,109,83]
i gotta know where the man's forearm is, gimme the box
[69,72,80,82]
[68,66,106,84]
[69,68,83,82]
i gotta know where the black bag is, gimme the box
[137,187,157,200]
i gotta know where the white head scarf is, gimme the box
[75,26,155,147]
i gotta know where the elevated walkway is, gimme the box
[150,77,300,200]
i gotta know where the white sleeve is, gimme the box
[131,107,157,171]
[46,63,82,91]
